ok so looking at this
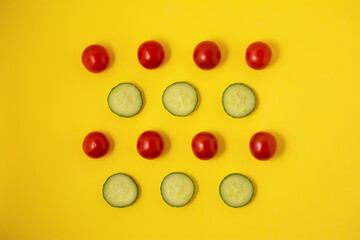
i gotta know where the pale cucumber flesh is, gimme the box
[162,82,198,117]
[219,173,254,208]
[222,83,256,118]
[161,172,195,207]
[103,173,138,208]
[108,83,143,118]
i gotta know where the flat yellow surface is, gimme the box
[1,0,360,239]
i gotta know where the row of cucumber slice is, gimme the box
[108,82,256,118]
[103,172,254,208]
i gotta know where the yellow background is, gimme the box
[1,0,360,239]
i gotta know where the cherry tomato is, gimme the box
[81,44,110,73]
[193,41,221,70]
[249,131,277,160]
[191,132,218,160]
[245,41,272,70]
[137,41,165,69]
[82,131,109,159]
[137,131,164,159]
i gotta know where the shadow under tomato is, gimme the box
[212,131,226,159]
[211,39,228,68]
[263,40,280,68]
[154,39,171,68]
[101,131,115,155]
[99,43,115,69]
[271,131,285,159]
[157,130,171,157]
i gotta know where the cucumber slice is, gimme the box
[222,83,256,118]
[162,82,198,117]
[108,83,143,118]
[103,173,138,208]
[160,172,195,207]
[219,173,254,208]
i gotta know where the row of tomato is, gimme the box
[83,130,277,161]
[82,40,272,73]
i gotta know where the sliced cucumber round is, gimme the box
[108,83,143,118]
[219,173,254,208]
[103,173,138,208]
[222,83,256,118]
[160,172,195,207]
[162,82,198,117]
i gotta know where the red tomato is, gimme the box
[249,132,277,160]
[137,131,164,159]
[191,132,218,160]
[81,44,110,73]
[245,41,272,70]
[193,41,221,70]
[137,41,165,69]
[82,131,109,159]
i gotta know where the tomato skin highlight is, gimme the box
[137,131,164,159]
[83,131,110,159]
[191,132,218,160]
[82,44,110,73]
[137,41,165,69]
[193,41,221,70]
[249,131,277,160]
[245,41,272,70]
